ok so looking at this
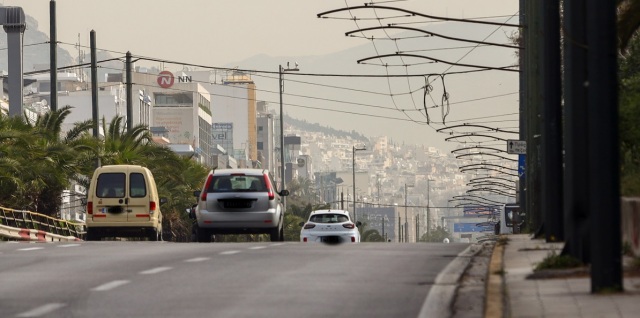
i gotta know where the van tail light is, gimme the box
[201,174,213,201]
[264,174,274,200]
[87,202,93,215]
[149,201,157,214]
[303,223,316,229]
[303,237,308,242]
[351,237,356,242]
[343,223,355,229]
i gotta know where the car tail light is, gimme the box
[87,202,93,215]
[351,237,356,242]
[303,237,308,242]
[149,201,157,214]
[343,223,355,229]
[201,174,213,201]
[303,223,316,229]
[263,174,274,200]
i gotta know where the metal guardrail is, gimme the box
[0,206,85,241]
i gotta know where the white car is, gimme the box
[299,209,361,244]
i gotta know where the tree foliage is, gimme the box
[419,226,452,243]
[620,32,640,195]
[0,111,208,241]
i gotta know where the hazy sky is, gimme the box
[4,0,518,66]
[2,0,521,151]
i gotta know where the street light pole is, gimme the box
[404,183,414,242]
[279,63,298,211]
[352,145,366,222]
[427,179,432,239]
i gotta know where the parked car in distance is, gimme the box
[192,169,289,242]
[85,165,167,241]
[299,209,361,244]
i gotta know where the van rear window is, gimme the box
[130,173,147,198]
[97,173,125,198]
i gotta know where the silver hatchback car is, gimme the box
[192,169,289,242]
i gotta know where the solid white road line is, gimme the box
[184,257,211,263]
[139,267,172,275]
[91,280,130,291]
[219,250,240,255]
[16,303,66,317]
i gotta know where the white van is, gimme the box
[85,165,166,241]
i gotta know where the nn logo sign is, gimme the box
[157,71,174,88]
[157,71,193,88]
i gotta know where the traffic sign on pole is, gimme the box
[507,140,527,154]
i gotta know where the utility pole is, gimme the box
[90,30,100,169]
[427,179,432,239]
[562,0,590,263]
[49,0,57,112]
[541,0,564,242]
[353,145,366,223]
[126,52,133,132]
[587,0,622,293]
[279,63,299,212]
[404,183,413,242]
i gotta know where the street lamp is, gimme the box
[404,183,414,242]
[279,62,299,210]
[352,145,366,223]
[427,178,433,239]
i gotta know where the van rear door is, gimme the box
[128,171,151,221]
[92,171,128,223]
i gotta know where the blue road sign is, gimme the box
[518,154,526,178]
[453,222,491,233]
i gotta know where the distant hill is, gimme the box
[285,114,368,142]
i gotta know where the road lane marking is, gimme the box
[269,243,286,247]
[248,246,267,250]
[16,303,66,317]
[219,250,240,255]
[184,257,211,263]
[91,280,130,291]
[18,247,44,251]
[57,244,80,248]
[139,267,172,275]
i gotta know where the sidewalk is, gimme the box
[487,234,640,318]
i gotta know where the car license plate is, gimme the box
[223,200,252,208]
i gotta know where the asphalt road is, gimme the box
[0,241,470,318]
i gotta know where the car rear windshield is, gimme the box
[208,175,266,192]
[310,214,349,223]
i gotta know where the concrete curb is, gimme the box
[484,238,505,318]
[419,244,482,318]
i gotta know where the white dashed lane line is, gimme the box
[16,303,66,317]
[248,246,267,250]
[219,250,240,255]
[184,257,211,263]
[270,243,286,247]
[91,280,130,292]
[18,247,44,251]
[57,244,80,248]
[139,267,172,275]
